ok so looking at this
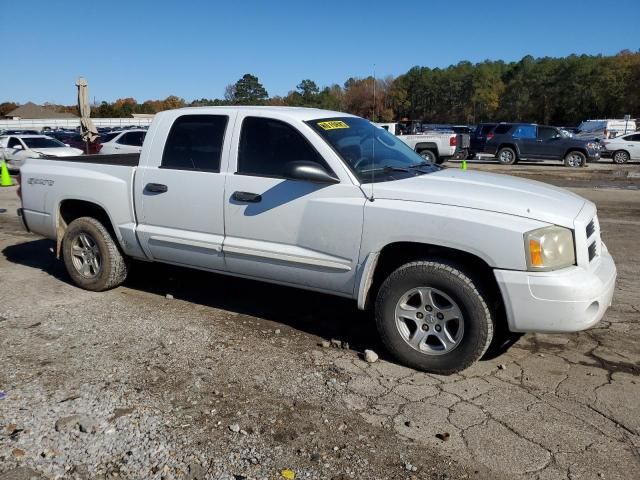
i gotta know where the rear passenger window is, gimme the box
[512,125,536,139]
[480,125,495,135]
[493,124,512,135]
[238,117,330,177]
[161,115,228,171]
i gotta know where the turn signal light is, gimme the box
[529,239,543,267]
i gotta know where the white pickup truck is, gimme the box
[374,122,469,164]
[17,107,616,374]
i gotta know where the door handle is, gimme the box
[145,183,168,193]
[232,191,262,203]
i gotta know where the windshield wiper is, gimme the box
[359,165,410,174]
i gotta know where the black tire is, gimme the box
[467,152,476,160]
[375,261,494,374]
[496,147,517,165]
[564,150,586,168]
[612,150,630,164]
[419,149,438,164]
[62,217,128,291]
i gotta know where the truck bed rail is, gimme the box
[38,153,140,167]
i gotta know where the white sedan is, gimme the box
[0,135,83,170]
[99,129,146,155]
[601,132,640,164]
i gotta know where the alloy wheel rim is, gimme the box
[568,153,583,167]
[500,150,513,163]
[614,152,627,163]
[394,287,465,355]
[71,232,102,278]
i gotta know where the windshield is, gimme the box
[22,137,67,148]
[307,117,440,183]
[577,121,605,133]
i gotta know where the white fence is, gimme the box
[0,117,154,131]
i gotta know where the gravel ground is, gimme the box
[1,162,639,480]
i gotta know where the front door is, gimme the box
[624,134,640,160]
[114,131,146,154]
[135,113,233,271]
[223,115,365,295]
[531,126,565,159]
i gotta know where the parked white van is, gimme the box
[576,119,637,139]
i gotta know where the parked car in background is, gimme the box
[575,119,637,140]
[600,132,640,164]
[18,106,616,374]
[0,135,82,170]
[65,134,103,154]
[468,123,497,159]
[100,129,146,154]
[0,129,40,136]
[484,123,600,167]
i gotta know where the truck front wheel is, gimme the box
[62,217,129,291]
[375,261,494,374]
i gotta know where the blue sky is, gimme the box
[2,0,638,105]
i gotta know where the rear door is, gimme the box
[135,113,235,271]
[511,125,537,157]
[223,114,365,295]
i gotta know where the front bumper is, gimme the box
[586,150,600,162]
[494,248,616,333]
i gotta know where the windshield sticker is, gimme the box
[317,120,349,130]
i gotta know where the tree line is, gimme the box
[2,51,638,126]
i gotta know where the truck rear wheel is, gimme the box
[496,147,517,165]
[62,217,128,291]
[419,149,438,164]
[375,261,494,374]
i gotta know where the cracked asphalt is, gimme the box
[1,161,639,479]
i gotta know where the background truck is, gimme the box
[18,107,616,374]
[374,122,470,164]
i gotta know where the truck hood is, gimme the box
[367,169,588,227]
[31,147,83,157]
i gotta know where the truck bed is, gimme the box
[39,153,140,167]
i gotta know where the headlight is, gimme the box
[586,142,598,150]
[524,226,575,271]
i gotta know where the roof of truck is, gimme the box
[168,106,358,121]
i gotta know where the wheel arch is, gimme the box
[564,147,588,157]
[358,242,505,323]
[497,143,519,157]
[413,142,439,159]
[56,199,119,258]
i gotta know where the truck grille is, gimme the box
[585,216,600,263]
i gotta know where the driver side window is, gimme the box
[237,117,331,177]
[537,127,558,141]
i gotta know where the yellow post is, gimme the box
[0,159,13,187]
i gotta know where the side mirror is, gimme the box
[13,144,23,150]
[64,143,70,147]
[284,161,339,184]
